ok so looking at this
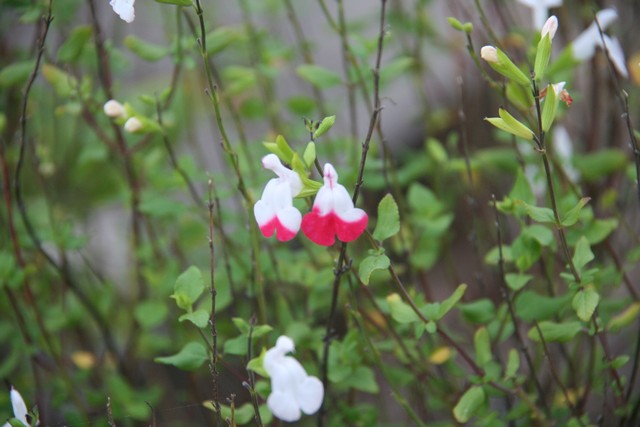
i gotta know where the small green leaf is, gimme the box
[205,26,245,55]
[505,349,520,379]
[515,291,572,322]
[155,342,208,371]
[303,142,316,167]
[611,355,630,369]
[347,366,379,393]
[359,254,390,285]
[528,321,582,343]
[247,348,268,377]
[453,386,485,423]
[313,115,336,139]
[387,293,419,324]
[171,266,205,310]
[572,288,599,322]
[0,61,35,88]
[447,17,465,31]
[505,273,533,291]
[296,64,342,88]
[42,64,78,97]
[561,197,590,227]
[124,35,169,62]
[232,317,250,335]
[437,284,467,320]
[57,26,92,62]
[262,142,289,161]
[516,200,556,224]
[474,327,491,367]
[275,135,295,164]
[541,83,559,132]
[372,194,400,241]
[572,236,594,272]
[179,309,210,328]
[608,302,640,332]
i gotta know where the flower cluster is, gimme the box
[254,155,368,246]
[263,336,324,422]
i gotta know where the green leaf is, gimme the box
[387,293,419,324]
[608,302,640,332]
[459,299,495,324]
[0,60,35,88]
[347,366,379,393]
[232,317,250,335]
[247,348,268,377]
[303,142,316,167]
[275,135,295,164]
[372,194,400,241]
[515,200,556,224]
[313,115,336,139]
[453,386,485,423]
[572,288,600,322]
[561,198,590,227]
[155,342,208,370]
[528,321,582,343]
[572,236,594,272]
[124,35,169,62]
[380,56,415,86]
[42,64,78,97]
[205,26,245,55]
[474,327,491,367]
[505,349,520,379]
[134,300,169,328]
[505,273,533,291]
[286,96,316,116]
[155,0,192,6]
[574,149,627,182]
[171,266,205,310]
[223,335,248,355]
[179,309,210,328]
[296,64,342,88]
[515,291,572,322]
[498,108,534,140]
[57,26,92,62]
[447,17,465,31]
[437,284,467,320]
[359,254,390,285]
[541,83,559,132]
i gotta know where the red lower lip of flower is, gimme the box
[259,217,298,242]
[301,209,368,246]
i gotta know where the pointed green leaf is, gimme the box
[247,348,268,377]
[57,26,92,62]
[296,65,342,88]
[179,309,210,328]
[124,35,169,62]
[155,0,192,6]
[359,254,390,285]
[372,194,400,241]
[171,266,205,310]
[572,288,600,322]
[313,115,336,139]
[498,108,535,140]
[572,236,594,272]
[528,321,582,343]
[0,60,35,88]
[515,200,556,224]
[155,342,208,371]
[505,349,520,379]
[303,141,316,167]
[505,273,533,291]
[437,284,467,320]
[275,135,295,164]
[453,386,485,423]
[474,327,491,367]
[387,293,419,324]
[561,197,590,227]
[608,302,640,332]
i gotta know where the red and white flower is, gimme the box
[301,163,368,246]
[253,154,303,242]
[263,336,323,422]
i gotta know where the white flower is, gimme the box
[253,154,303,242]
[263,336,324,422]
[517,0,563,30]
[110,0,135,23]
[103,99,126,118]
[571,8,628,77]
[124,116,142,133]
[2,386,30,427]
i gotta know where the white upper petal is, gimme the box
[10,388,29,426]
[312,163,356,216]
[572,8,618,61]
[296,376,324,414]
[601,35,628,78]
[110,0,135,23]
[262,155,303,197]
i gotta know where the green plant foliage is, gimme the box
[453,386,486,423]
[372,193,400,241]
[155,342,209,370]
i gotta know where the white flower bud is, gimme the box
[480,46,498,64]
[124,117,143,133]
[541,16,558,40]
[103,99,126,118]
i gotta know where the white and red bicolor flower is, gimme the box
[301,163,368,246]
[263,336,323,422]
[2,386,30,427]
[253,154,303,242]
